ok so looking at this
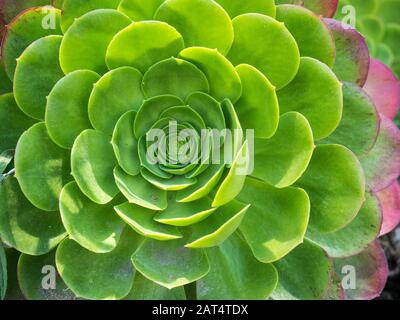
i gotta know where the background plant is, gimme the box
[0,0,399,300]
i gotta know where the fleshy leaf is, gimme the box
[324,18,370,87]
[88,67,145,135]
[214,0,276,18]
[111,111,140,176]
[237,177,310,263]
[142,57,209,100]
[252,112,314,188]
[376,181,400,236]
[125,273,186,300]
[307,192,382,258]
[132,237,210,289]
[333,241,388,300]
[155,0,234,55]
[364,58,400,120]
[114,202,182,240]
[15,122,71,211]
[227,13,300,89]
[234,64,279,139]
[296,144,365,233]
[141,168,196,191]
[56,228,141,300]
[272,240,333,300]
[61,0,121,32]
[185,200,250,248]
[46,70,100,149]
[179,47,242,103]
[155,195,216,227]
[107,21,184,73]
[60,182,125,253]
[0,176,66,255]
[320,82,380,156]
[18,251,78,300]
[114,166,168,211]
[278,57,343,140]
[360,116,400,192]
[118,0,165,20]
[197,232,277,300]
[14,35,64,120]
[71,129,118,204]
[0,93,36,152]
[276,4,336,68]
[60,9,131,74]
[2,6,62,80]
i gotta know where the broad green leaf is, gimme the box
[0,94,36,152]
[276,5,336,67]
[134,95,184,138]
[142,57,209,100]
[160,105,206,132]
[0,242,7,299]
[186,92,226,133]
[296,144,365,233]
[307,192,381,258]
[272,240,333,300]
[214,0,276,18]
[0,176,66,255]
[176,164,225,203]
[89,67,145,135]
[320,82,380,156]
[252,112,314,188]
[114,166,168,210]
[197,232,278,300]
[125,273,186,300]
[278,57,343,140]
[46,70,100,149]
[132,237,210,289]
[60,182,125,253]
[71,129,118,204]
[107,21,184,73]
[114,202,182,240]
[185,200,250,248]
[2,7,62,80]
[221,99,243,166]
[56,228,142,300]
[179,47,242,103]
[18,251,78,300]
[0,59,13,94]
[61,0,121,32]
[155,195,217,227]
[15,122,71,211]
[60,9,131,74]
[155,0,234,55]
[118,0,165,20]
[14,35,64,120]
[212,141,249,207]
[141,168,197,191]
[111,111,140,176]
[237,177,310,263]
[227,13,300,89]
[234,64,279,139]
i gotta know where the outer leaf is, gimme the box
[56,228,142,300]
[71,129,118,204]
[60,9,131,74]
[60,182,125,253]
[15,122,71,211]
[46,70,100,148]
[214,0,276,18]
[237,177,310,263]
[296,144,366,233]
[118,0,165,20]
[197,233,278,300]
[155,0,234,55]
[0,176,66,255]
[227,13,300,89]
[132,237,210,289]
[377,181,400,236]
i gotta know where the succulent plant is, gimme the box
[335,0,400,78]
[0,0,399,300]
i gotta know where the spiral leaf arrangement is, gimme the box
[0,0,399,300]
